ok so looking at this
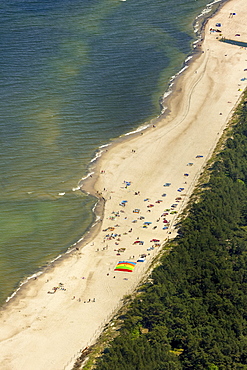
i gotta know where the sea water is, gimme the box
[0,0,224,305]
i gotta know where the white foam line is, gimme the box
[90,150,103,163]
[52,254,62,262]
[5,271,44,303]
[196,0,223,20]
[5,227,94,304]
[124,124,150,136]
[163,90,172,100]
[72,186,81,191]
[6,288,21,303]
[185,55,193,63]
[193,39,201,47]
[5,253,66,304]
[77,171,95,189]
[207,0,223,7]
[99,143,111,149]
[161,106,168,115]
[160,0,222,120]
[92,203,98,213]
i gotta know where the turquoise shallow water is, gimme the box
[0,0,223,305]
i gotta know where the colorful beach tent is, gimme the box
[114,261,136,272]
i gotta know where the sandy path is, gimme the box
[0,1,247,369]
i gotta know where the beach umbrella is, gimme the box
[137,257,146,262]
[133,209,140,213]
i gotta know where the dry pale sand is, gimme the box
[1,1,247,369]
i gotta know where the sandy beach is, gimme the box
[1,0,247,369]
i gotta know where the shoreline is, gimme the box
[80,0,230,195]
[76,0,229,257]
[1,0,247,368]
[0,0,226,308]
